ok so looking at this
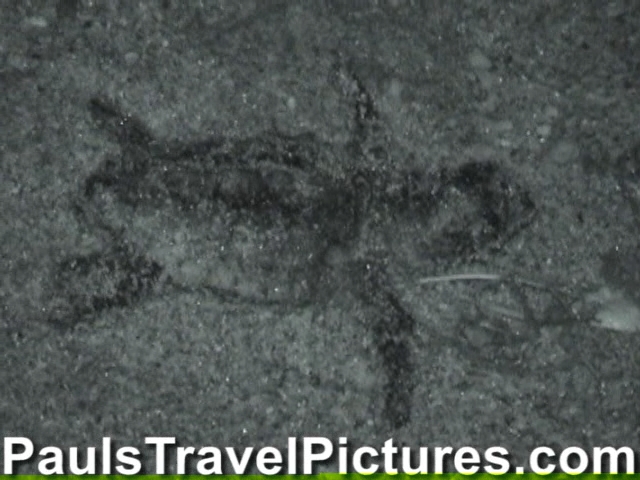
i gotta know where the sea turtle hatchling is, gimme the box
[44,73,538,428]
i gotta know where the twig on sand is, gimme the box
[418,273,550,292]
[418,273,502,285]
[418,271,580,329]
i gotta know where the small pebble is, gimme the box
[388,78,403,99]
[544,105,559,119]
[536,124,551,138]
[24,16,49,28]
[124,52,139,65]
[548,140,579,165]
[595,296,640,333]
[493,120,514,132]
[585,286,640,333]
[469,49,492,70]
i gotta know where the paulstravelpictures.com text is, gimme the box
[3,436,636,475]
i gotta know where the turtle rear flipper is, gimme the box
[47,245,164,328]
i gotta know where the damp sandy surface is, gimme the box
[2,1,640,473]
